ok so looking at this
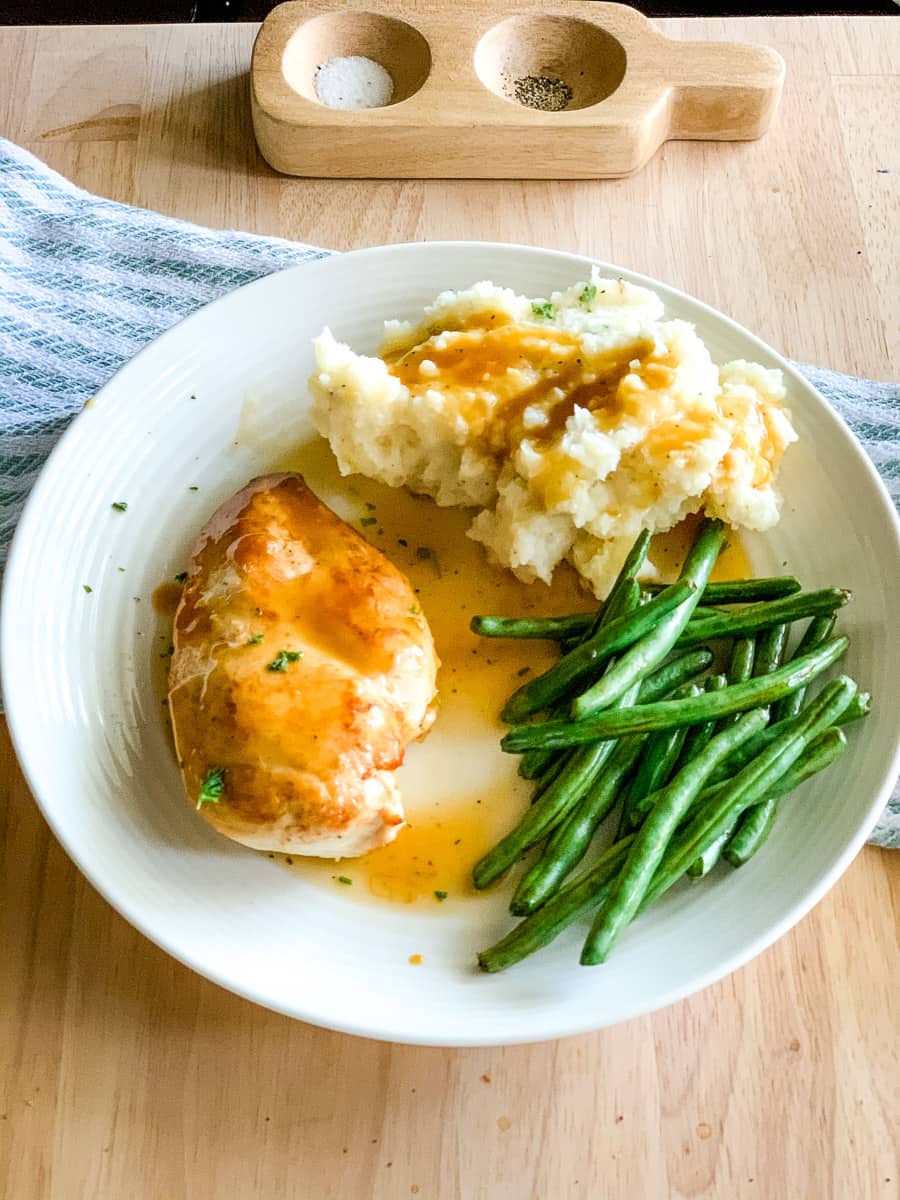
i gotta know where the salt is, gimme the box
[313,55,394,110]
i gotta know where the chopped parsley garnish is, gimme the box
[174,571,188,583]
[434,890,448,901]
[365,502,376,511]
[188,486,199,491]
[82,584,92,594]
[579,283,597,308]
[517,666,531,677]
[409,604,420,616]
[531,300,555,319]
[416,545,442,577]
[196,767,225,809]
[360,516,377,527]
[336,875,352,885]
[398,538,408,548]
[111,501,128,512]
[246,633,264,645]
[266,649,303,672]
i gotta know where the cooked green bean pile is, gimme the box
[470,518,870,973]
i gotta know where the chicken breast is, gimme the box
[168,473,439,857]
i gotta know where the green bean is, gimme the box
[501,581,695,722]
[530,751,572,800]
[640,681,857,909]
[509,598,646,910]
[485,612,647,894]
[538,654,713,843]
[686,623,786,875]
[643,596,728,621]
[629,706,697,803]
[620,726,691,836]
[619,685,701,832]
[675,589,849,650]
[615,773,648,842]
[686,831,731,879]
[723,716,851,870]
[502,637,849,752]
[676,674,727,767]
[473,738,618,888]
[643,576,801,604]
[477,837,634,973]
[519,702,577,780]
[754,622,789,677]
[619,674,714,836]
[518,745,562,780]
[717,637,756,730]
[484,591,692,896]
[573,519,725,719]
[638,720,857,824]
[702,623,786,869]
[471,613,596,641]
[472,608,707,644]
[772,614,837,722]
[675,728,847,881]
[706,689,870,786]
[517,578,640,777]
[472,600,726,644]
[635,649,715,701]
[473,578,803,644]
[730,638,756,682]
[511,733,646,915]
[474,532,650,645]
[506,634,702,912]
[617,529,653,575]
[723,616,829,863]
[691,604,730,619]
[585,530,651,640]
[723,796,778,867]
[580,707,771,964]
[605,578,642,624]
[472,600,648,648]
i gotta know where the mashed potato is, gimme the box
[310,273,797,598]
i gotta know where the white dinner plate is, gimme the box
[4,242,899,1046]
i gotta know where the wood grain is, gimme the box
[1,16,898,1200]
[250,0,784,178]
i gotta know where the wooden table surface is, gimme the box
[1,15,898,1200]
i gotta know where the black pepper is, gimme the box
[509,74,572,112]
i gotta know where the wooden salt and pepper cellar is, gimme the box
[251,0,785,179]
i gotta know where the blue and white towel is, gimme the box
[1,137,897,846]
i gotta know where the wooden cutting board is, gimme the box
[250,0,785,179]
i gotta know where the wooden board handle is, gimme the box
[661,40,786,141]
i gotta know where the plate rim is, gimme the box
[4,239,899,1046]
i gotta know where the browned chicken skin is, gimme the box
[169,473,439,857]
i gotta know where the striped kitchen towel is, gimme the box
[1,137,898,846]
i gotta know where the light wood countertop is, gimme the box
[0,16,897,1199]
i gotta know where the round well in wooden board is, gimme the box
[281,10,432,108]
[474,14,627,112]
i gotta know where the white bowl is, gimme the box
[4,242,898,1046]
